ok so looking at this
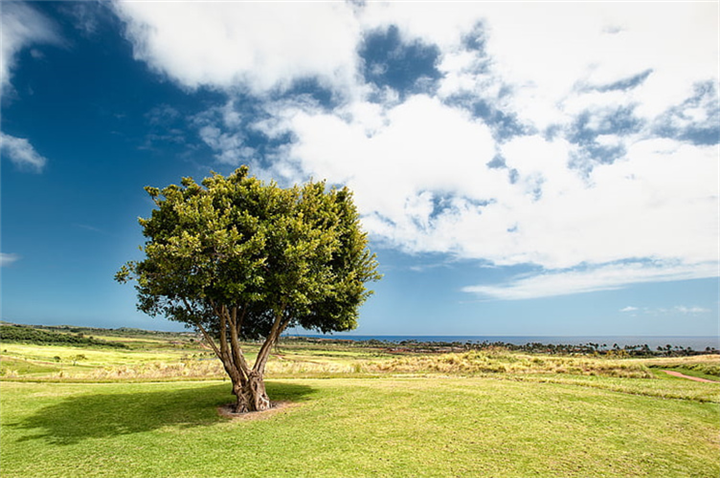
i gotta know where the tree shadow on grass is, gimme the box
[8,381,314,446]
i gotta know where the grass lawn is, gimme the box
[2,331,718,477]
[2,376,718,478]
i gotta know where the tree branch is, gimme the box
[194,321,222,359]
[218,305,232,363]
[253,304,287,374]
[180,297,222,358]
[227,305,250,377]
[208,300,243,385]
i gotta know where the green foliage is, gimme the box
[117,166,380,339]
[0,325,128,349]
[117,167,380,410]
[689,363,720,377]
[653,364,720,381]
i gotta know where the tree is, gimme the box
[116,166,381,412]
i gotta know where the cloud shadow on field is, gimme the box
[8,381,314,445]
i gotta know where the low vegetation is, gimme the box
[1,324,718,477]
[358,337,719,357]
[370,349,654,378]
[0,324,129,349]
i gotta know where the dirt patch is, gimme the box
[663,370,719,383]
[217,400,298,421]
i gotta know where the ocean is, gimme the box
[287,335,720,350]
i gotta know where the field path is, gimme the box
[662,370,719,383]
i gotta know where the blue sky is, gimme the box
[1,1,718,337]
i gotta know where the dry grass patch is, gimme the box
[371,349,654,378]
[62,360,227,380]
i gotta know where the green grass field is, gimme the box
[1,329,718,477]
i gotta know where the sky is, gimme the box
[1,1,718,338]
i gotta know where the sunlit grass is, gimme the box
[2,337,719,477]
[631,355,720,382]
[3,342,718,386]
[1,343,181,365]
[0,356,61,377]
[1,378,718,477]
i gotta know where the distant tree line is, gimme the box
[284,336,718,357]
[37,325,192,338]
[0,325,128,349]
[0,322,196,340]
[460,341,719,357]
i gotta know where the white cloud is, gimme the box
[620,305,711,316]
[260,94,514,254]
[197,125,255,166]
[463,261,718,301]
[190,99,262,166]
[359,2,484,51]
[113,2,719,299]
[1,2,60,88]
[0,133,48,172]
[113,2,362,95]
[479,3,718,129]
[1,3,58,173]
[266,107,718,273]
[674,306,711,315]
[0,253,20,267]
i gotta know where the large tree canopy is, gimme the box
[116,166,381,412]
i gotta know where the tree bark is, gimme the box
[195,302,282,413]
[254,309,289,376]
[234,370,271,413]
[232,311,290,413]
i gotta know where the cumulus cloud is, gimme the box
[0,133,48,172]
[264,94,499,210]
[265,108,718,273]
[477,3,717,129]
[113,2,719,299]
[112,1,362,95]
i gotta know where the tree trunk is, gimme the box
[233,370,271,413]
